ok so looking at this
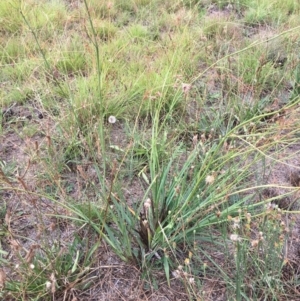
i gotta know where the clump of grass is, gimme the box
[0,37,28,64]
[292,60,300,100]
[26,0,68,32]
[0,0,23,34]
[244,0,300,25]
[2,231,94,300]
[225,204,292,300]
[1,1,300,300]
[53,35,91,76]
[90,20,118,41]
[203,13,236,39]
[87,0,116,18]
[126,24,152,41]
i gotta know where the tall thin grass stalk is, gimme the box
[83,0,106,180]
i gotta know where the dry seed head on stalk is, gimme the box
[205,175,215,184]
[189,277,195,284]
[230,234,242,242]
[192,134,198,147]
[172,270,181,279]
[258,235,264,242]
[25,244,40,263]
[0,269,6,289]
[49,221,56,232]
[10,239,21,252]
[144,198,152,210]
[142,219,149,227]
[184,258,190,265]
[46,135,51,147]
[107,1,113,9]
[5,208,11,226]
[232,217,240,229]
[50,272,57,294]
[251,239,259,248]
[182,83,192,95]
[266,202,277,211]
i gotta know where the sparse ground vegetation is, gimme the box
[1,0,300,300]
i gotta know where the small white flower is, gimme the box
[45,281,52,290]
[230,234,241,242]
[205,175,215,184]
[29,264,35,269]
[266,203,276,210]
[108,115,117,124]
[189,277,195,284]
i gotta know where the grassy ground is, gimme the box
[1,0,300,300]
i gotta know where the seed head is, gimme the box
[108,115,117,124]
[251,239,259,247]
[182,83,192,95]
[0,269,6,289]
[172,270,181,278]
[144,198,152,210]
[205,175,215,184]
[45,281,52,290]
[232,217,240,229]
[192,134,198,147]
[230,234,241,242]
[189,277,195,284]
